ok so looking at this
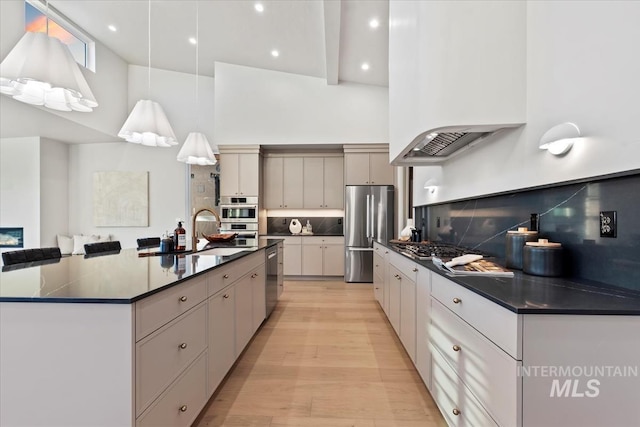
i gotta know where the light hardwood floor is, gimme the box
[194,280,447,427]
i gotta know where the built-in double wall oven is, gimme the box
[219,196,258,246]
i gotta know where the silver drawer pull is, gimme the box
[374,287,379,290]
[223,294,230,299]
[223,274,229,279]
[452,344,461,352]
[179,296,187,302]
[251,273,258,278]
[412,267,418,272]
[178,343,187,350]
[453,297,461,304]
[179,405,188,412]
[395,274,401,280]
[452,408,461,416]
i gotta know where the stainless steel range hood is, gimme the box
[395,123,524,165]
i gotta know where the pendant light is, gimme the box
[0,1,98,112]
[118,0,177,147]
[177,1,217,165]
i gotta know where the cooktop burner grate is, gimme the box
[398,243,484,261]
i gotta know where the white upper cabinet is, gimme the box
[219,146,261,197]
[264,154,344,209]
[264,157,304,209]
[303,157,344,209]
[388,0,526,164]
[344,145,394,186]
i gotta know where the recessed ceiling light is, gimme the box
[189,37,197,45]
[369,19,380,29]
[255,3,264,13]
[271,50,279,58]
[361,63,370,71]
[108,25,117,32]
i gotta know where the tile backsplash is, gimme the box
[414,172,640,293]
[267,217,343,236]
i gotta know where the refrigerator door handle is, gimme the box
[347,247,374,252]
[371,194,375,239]
[365,194,371,238]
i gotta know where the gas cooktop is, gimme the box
[395,242,485,261]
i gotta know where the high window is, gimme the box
[24,0,95,71]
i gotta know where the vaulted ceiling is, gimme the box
[50,0,390,87]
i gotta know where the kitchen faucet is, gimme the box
[191,208,221,252]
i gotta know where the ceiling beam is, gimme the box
[322,0,341,85]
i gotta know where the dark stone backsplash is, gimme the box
[267,217,343,236]
[414,172,640,293]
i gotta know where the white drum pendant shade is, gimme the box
[0,32,98,112]
[118,99,178,147]
[177,132,217,165]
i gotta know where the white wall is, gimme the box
[0,137,41,251]
[68,141,187,249]
[213,62,389,145]
[40,139,69,247]
[413,1,640,206]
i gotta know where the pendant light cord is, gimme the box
[148,0,151,97]
[195,0,199,128]
[45,0,49,34]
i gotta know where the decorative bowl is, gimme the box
[201,232,237,243]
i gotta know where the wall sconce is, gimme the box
[424,178,439,193]
[539,122,580,155]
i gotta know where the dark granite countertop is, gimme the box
[379,241,640,315]
[261,233,344,237]
[0,239,282,304]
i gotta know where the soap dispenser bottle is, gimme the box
[174,221,186,251]
[306,220,312,234]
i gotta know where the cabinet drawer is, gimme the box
[136,276,207,340]
[373,252,384,280]
[136,303,207,415]
[208,250,264,296]
[430,298,521,427]
[300,235,344,245]
[208,263,239,296]
[388,250,418,282]
[431,273,521,359]
[431,347,499,427]
[137,351,207,427]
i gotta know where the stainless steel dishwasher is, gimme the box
[265,246,278,317]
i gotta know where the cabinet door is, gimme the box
[388,265,402,335]
[277,245,284,298]
[323,157,344,208]
[283,243,301,276]
[415,266,431,390]
[344,153,370,185]
[301,244,323,276]
[400,273,416,363]
[283,157,303,208]
[373,252,384,304]
[234,276,253,355]
[208,287,235,395]
[219,153,239,196]
[263,157,284,208]
[238,154,259,196]
[303,157,324,208]
[369,152,394,185]
[250,264,266,332]
[322,244,344,276]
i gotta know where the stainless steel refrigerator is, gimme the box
[345,185,394,282]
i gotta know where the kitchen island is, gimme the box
[374,240,640,427]
[0,239,282,427]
